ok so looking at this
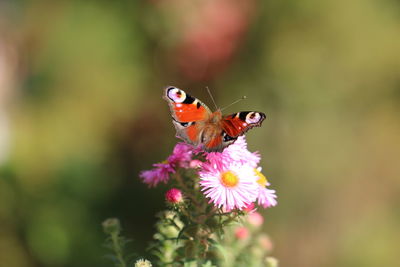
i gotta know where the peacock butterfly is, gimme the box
[163,86,266,152]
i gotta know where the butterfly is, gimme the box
[164,86,266,152]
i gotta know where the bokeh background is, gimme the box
[1,0,399,266]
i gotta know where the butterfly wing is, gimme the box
[222,111,266,139]
[202,111,266,152]
[204,134,226,152]
[164,86,211,145]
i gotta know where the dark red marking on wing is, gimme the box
[222,112,266,137]
[205,135,223,150]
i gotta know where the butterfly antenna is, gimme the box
[206,86,219,110]
[220,96,247,112]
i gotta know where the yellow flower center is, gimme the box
[220,171,239,188]
[161,160,169,164]
[254,168,268,187]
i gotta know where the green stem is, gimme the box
[174,172,201,207]
[110,233,127,267]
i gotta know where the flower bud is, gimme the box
[102,218,121,235]
[135,258,152,267]
[234,226,249,240]
[265,257,279,267]
[258,233,273,251]
[165,188,183,204]
[243,202,256,212]
[248,212,264,227]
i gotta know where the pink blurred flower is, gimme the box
[206,136,260,169]
[257,187,277,208]
[258,234,273,251]
[140,142,193,187]
[140,161,174,187]
[254,168,277,208]
[247,212,264,227]
[165,188,183,204]
[199,161,258,211]
[235,226,249,240]
[175,0,256,81]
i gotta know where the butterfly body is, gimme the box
[164,86,265,152]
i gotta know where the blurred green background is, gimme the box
[0,0,399,266]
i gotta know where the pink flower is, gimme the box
[258,234,273,251]
[189,159,203,169]
[206,136,260,169]
[199,162,258,210]
[235,226,249,240]
[165,188,183,204]
[140,162,174,187]
[247,212,264,227]
[140,143,193,187]
[168,142,193,168]
[254,168,277,208]
[257,187,277,208]
[243,202,256,213]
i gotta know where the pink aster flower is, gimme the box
[257,187,277,208]
[254,168,277,208]
[140,161,174,187]
[168,142,193,168]
[140,142,193,187]
[199,162,258,210]
[206,136,260,169]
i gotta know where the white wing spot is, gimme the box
[246,112,261,124]
[168,88,186,103]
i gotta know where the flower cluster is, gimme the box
[139,136,277,211]
[105,136,278,266]
[139,143,193,187]
[200,136,277,210]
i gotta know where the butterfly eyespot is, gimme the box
[246,112,261,124]
[167,87,186,103]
